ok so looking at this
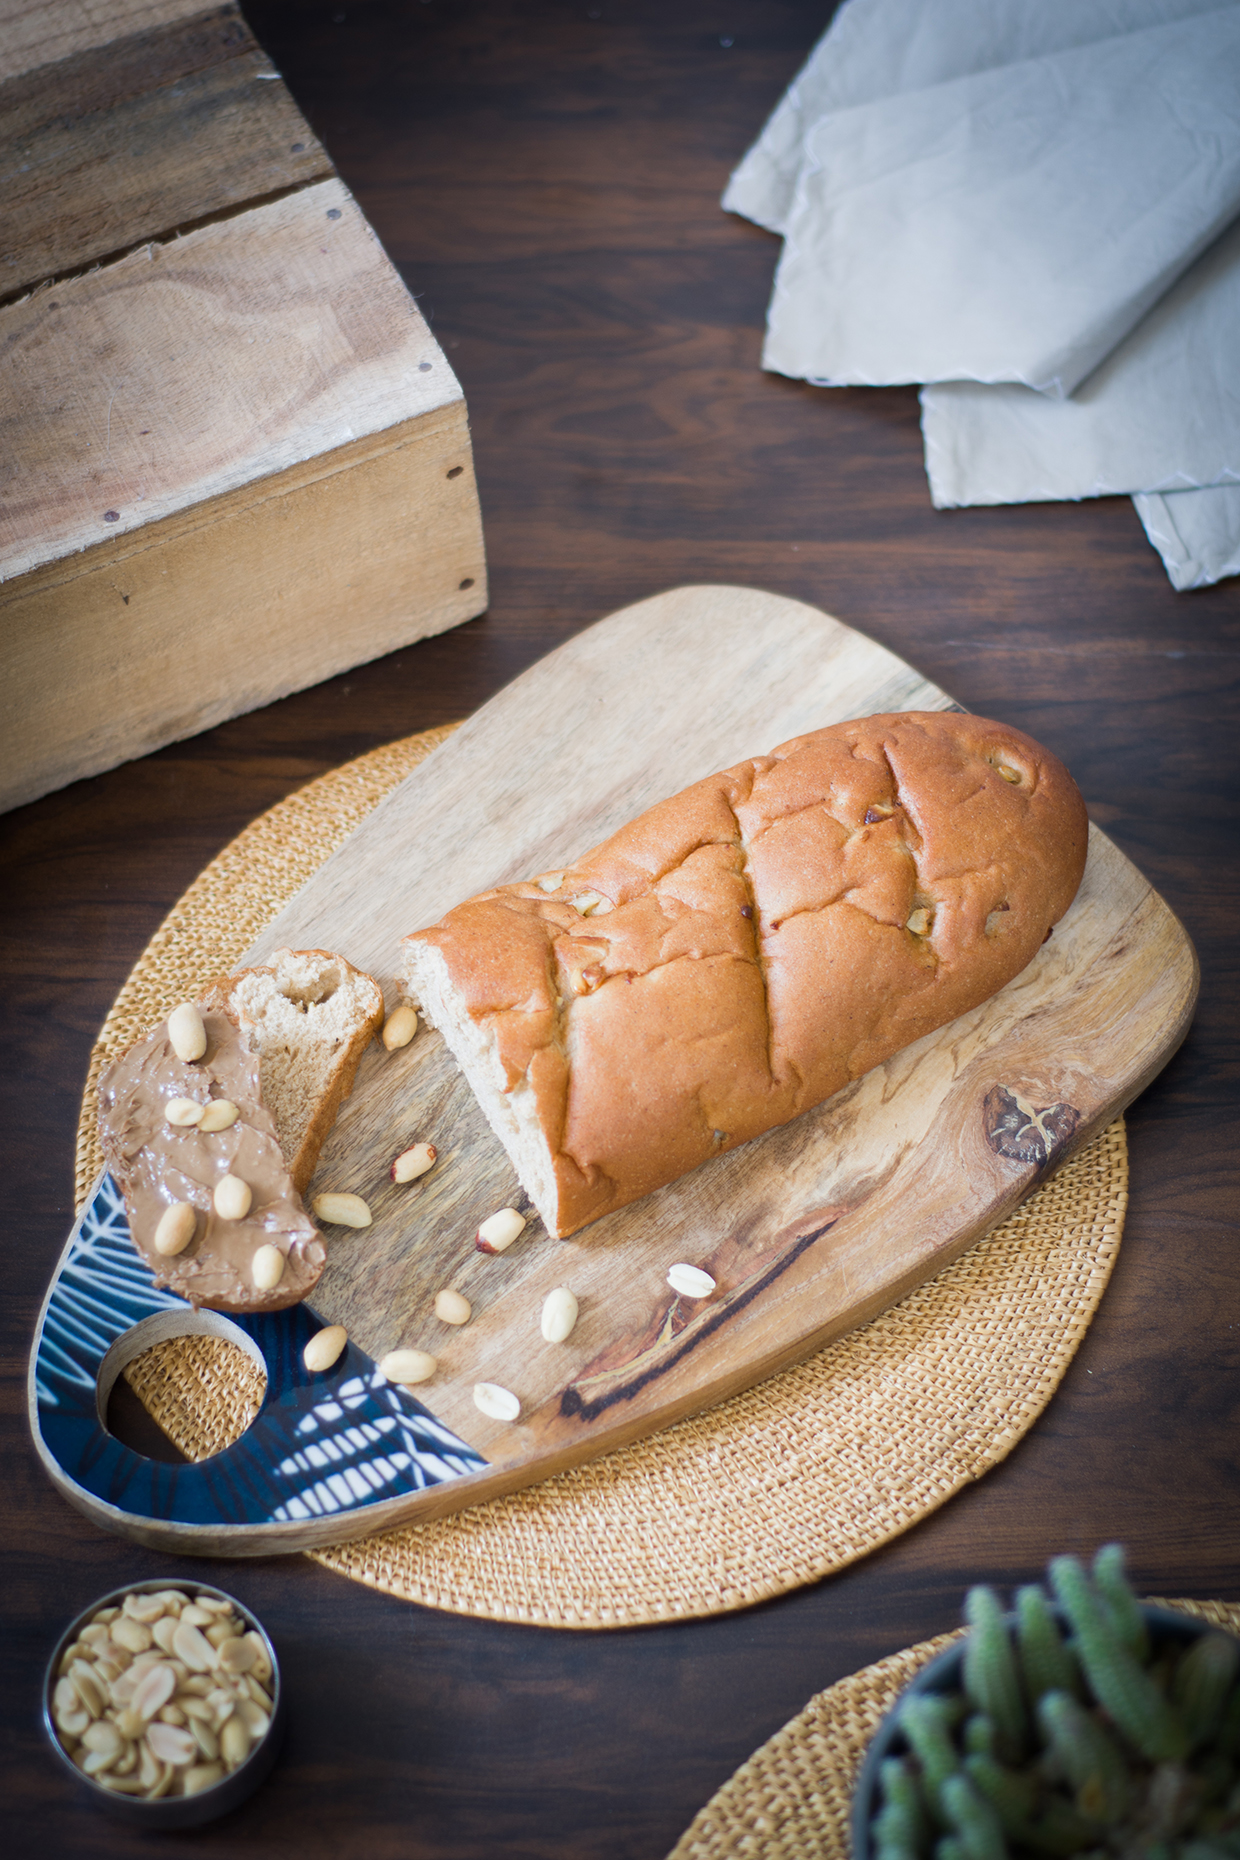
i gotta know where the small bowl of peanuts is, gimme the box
[43,1578,284,1827]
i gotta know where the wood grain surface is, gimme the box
[1,175,487,810]
[0,3,330,301]
[0,0,210,84]
[4,3,1238,1856]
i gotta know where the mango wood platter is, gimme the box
[29,586,1199,1554]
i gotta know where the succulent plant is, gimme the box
[868,1546,1240,1860]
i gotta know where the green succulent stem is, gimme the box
[1048,1556,1189,1763]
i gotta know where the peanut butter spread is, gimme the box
[98,1010,325,1312]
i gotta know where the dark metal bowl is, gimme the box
[851,1605,1214,1860]
[42,1576,285,1829]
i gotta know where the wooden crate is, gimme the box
[0,0,487,813]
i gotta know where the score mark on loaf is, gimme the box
[400,711,1089,1238]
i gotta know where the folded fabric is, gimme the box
[761,8,1240,396]
[724,0,1231,239]
[1132,485,1240,588]
[921,216,1240,506]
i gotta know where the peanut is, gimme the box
[312,1191,372,1228]
[379,1347,438,1385]
[147,1721,197,1766]
[434,1288,471,1326]
[382,1003,418,1051]
[197,1099,239,1133]
[172,1621,218,1673]
[212,1174,252,1220]
[476,1207,526,1254]
[153,1202,196,1257]
[165,1097,205,1128]
[183,1762,224,1796]
[219,1712,251,1769]
[111,1615,152,1655]
[303,1325,347,1373]
[473,1382,521,1422]
[391,1141,436,1184]
[667,1262,715,1299]
[167,1003,207,1063]
[251,1244,284,1291]
[541,1286,579,1343]
[218,1637,256,1675]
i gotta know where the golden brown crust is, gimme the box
[402,712,1089,1237]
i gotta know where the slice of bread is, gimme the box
[98,948,385,1312]
[202,948,385,1194]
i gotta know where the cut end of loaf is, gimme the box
[207,948,384,1192]
[401,941,561,1232]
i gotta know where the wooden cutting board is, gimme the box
[29,586,1198,1554]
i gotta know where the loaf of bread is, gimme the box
[98,949,383,1311]
[400,711,1089,1239]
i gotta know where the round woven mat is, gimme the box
[665,1600,1240,1859]
[80,728,1129,1628]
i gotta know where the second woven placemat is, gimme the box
[81,729,1128,1628]
[666,1601,1240,1859]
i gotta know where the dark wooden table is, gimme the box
[6,4,1238,1854]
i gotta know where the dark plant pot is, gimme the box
[851,1605,1214,1860]
[42,1577,285,1830]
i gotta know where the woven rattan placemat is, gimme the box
[78,728,1129,1628]
[666,1600,1240,1859]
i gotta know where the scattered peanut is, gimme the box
[568,891,603,914]
[251,1244,285,1292]
[378,1348,438,1385]
[667,1262,716,1299]
[905,906,933,937]
[165,1097,205,1128]
[434,1288,472,1326]
[998,764,1022,784]
[312,1191,372,1228]
[536,872,564,891]
[391,1141,436,1184]
[197,1099,239,1133]
[303,1325,347,1373]
[381,1003,419,1051]
[540,1286,579,1343]
[48,1587,276,1801]
[473,1382,521,1422]
[213,1174,252,1220]
[153,1202,197,1257]
[476,1207,526,1254]
[167,1003,207,1063]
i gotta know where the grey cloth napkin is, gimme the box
[724,0,1240,588]
[921,217,1240,506]
[758,9,1240,396]
[1133,487,1240,589]
[723,0,1232,237]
